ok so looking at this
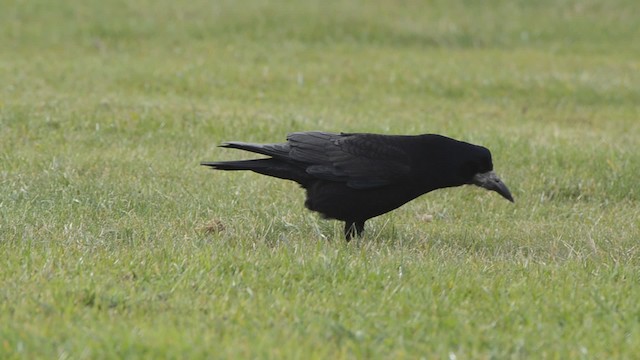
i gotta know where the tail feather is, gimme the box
[201,158,310,185]
[220,142,290,159]
[200,159,272,171]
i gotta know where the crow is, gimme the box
[201,131,514,240]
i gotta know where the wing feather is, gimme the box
[286,132,411,189]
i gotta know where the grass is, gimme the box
[1,0,640,358]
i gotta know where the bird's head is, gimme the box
[461,145,514,202]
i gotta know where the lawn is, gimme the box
[1,0,639,358]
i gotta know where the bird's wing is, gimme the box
[286,132,411,189]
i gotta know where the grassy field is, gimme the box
[2,0,640,358]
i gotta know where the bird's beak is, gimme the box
[472,171,514,202]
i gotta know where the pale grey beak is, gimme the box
[472,171,514,202]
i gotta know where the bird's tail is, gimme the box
[201,159,310,185]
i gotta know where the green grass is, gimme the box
[1,0,640,358]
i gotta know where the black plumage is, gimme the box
[202,131,513,240]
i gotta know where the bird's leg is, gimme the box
[344,221,365,241]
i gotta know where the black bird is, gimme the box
[201,131,513,240]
